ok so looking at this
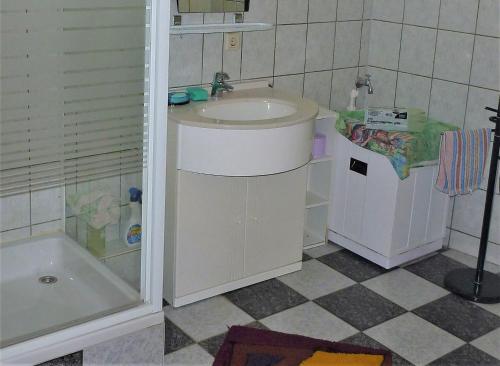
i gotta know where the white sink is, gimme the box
[169,85,318,176]
[197,98,298,121]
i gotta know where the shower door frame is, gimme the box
[0,0,170,363]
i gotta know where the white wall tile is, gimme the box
[202,34,223,84]
[245,0,277,24]
[398,25,436,77]
[31,187,63,225]
[305,22,335,72]
[365,67,398,107]
[428,79,468,127]
[308,0,338,22]
[477,0,500,37]
[222,32,242,79]
[439,0,479,33]
[66,216,77,241]
[330,67,359,110]
[241,29,276,79]
[333,21,362,68]
[465,87,500,129]
[370,0,404,22]
[337,0,364,21]
[403,0,440,28]
[273,74,304,97]
[434,30,474,84]
[303,71,333,108]
[363,0,373,19]
[169,34,203,87]
[367,21,402,70]
[395,73,432,111]
[0,193,30,231]
[274,24,307,75]
[470,35,500,91]
[277,0,308,24]
[0,227,30,244]
[449,230,500,265]
[452,189,500,244]
[32,220,63,236]
[359,21,371,66]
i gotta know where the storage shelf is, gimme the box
[306,190,329,209]
[310,155,333,164]
[97,239,141,260]
[316,106,338,120]
[303,229,325,249]
[170,23,273,34]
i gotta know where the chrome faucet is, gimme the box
[355,74,374,94]
[211,71,234,97]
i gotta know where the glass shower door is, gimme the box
[0,0,151,349]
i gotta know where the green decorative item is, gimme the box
[336,110,458,179]
[186,87,209,101]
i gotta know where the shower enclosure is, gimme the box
[0,0,168,363]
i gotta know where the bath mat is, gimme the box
[213,326,392,366]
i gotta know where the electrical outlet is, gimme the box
[225,32,241,51]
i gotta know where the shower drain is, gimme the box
[38,275,58,284]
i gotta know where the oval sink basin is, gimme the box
[169,86,318,176]
[197,99,297,121]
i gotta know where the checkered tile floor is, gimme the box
[163,243,500,366]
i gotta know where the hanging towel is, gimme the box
[436,129,492,196]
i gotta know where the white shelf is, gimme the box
[317,106,338,120]
[303,229,325,249]
[96,239,141,260]
[170,23,273,34]
[306,190,329,209]
[310,155,333,164]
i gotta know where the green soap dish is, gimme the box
[186,87,209,101]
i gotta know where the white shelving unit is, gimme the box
[303,107,337,249]
[170,23,273,34]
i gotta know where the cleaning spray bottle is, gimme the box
[124,187,142,246]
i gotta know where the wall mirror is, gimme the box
[177,0,250,13]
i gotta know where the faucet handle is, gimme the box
[215,71,230,81]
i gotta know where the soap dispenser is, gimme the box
[124,187,142,246]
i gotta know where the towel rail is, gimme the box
[444,96,500,304]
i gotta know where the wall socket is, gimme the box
[225,32,241,50]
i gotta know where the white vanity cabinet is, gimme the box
[175,172,247,297]
[174,167,306,305]
[245,168,306,276]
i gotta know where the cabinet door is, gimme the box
[245,166,307,276]
[175,171,246,297]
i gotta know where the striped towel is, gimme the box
[436,129,492,196]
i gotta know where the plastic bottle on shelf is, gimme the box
[123,187,142,247]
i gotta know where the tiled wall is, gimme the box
[170,0,500,264]
[362,0,500,264]
[0,187,64,242]
[0,173,142,289]
[169,0,371,109]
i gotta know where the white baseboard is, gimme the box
[328,230,444,269]
[172,262,302,307]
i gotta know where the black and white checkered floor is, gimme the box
[163,243,500,366]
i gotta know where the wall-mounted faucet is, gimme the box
[355,74,374,94]
[211,71,234,97]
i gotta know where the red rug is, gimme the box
[214,326,392,366]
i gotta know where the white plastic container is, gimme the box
[123,188,142,246]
